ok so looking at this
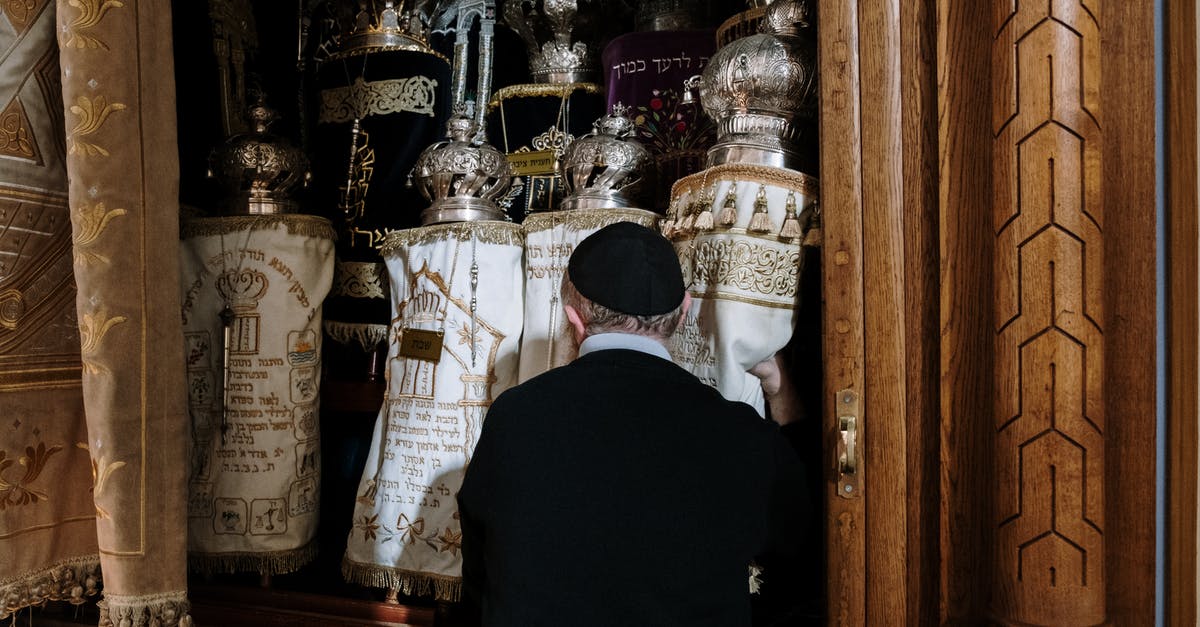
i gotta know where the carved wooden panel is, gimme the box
[991,0,1104,624]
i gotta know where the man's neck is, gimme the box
[577,332,673,362]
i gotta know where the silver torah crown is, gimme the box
[409,111,514,224]
[558,103,655,211]
[502,0,602,84]
[207,102,309,215]
[326,0,439,60]
[693,0,817,170]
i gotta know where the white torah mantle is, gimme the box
[664,163,819,415]
[179,215,336,574]
[343,221,525,600]
[518,208,659,382]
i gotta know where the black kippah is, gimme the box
[567,222,685,316]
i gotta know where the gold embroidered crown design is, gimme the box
[404,289,443,325]
[215,269,269,313]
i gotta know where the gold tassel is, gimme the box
[693,183,716,231]
[779,190,802,239]
[802,201,822,247]
[718,183,739,227]
[662,197,680,238]
[747,184,773,233]
[678,196,699,233]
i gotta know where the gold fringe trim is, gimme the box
[675,225,813,245]
[98,590,191,627]
[342,557,462,602]
[520,208,659,234]
[380,220,524,255]
[0,555,101,619]
[487,82,604,110]
[181,215,337,241]
[188,540,319,577]
[670,163,820,202]
[326,42,449,64]
[324,320,390,350]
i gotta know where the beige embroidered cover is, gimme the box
[180,215,335,575]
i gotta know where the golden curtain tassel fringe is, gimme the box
[0,556,102,620]
[187,541,319,577]
[342,558,463,602]
[97,591,192,627]
[694,208,715,231]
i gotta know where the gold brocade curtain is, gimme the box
[0,0,102,617]
[57,0,192,624]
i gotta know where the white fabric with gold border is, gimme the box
[517,208,660,382]
[179,215,336,574]
[342,221,524,600]
[664,163,819,415]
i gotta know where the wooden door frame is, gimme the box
[1167,0,1199,623]
[818,0,939,623]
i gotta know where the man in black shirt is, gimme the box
[458,222,810,627]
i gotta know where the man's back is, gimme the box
[458,348,805,627]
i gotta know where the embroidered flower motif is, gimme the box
[355,514,380,542]
[437,527,463,556]
[0,442,64,509]
[634,88,715,155]
[76,442,125,519]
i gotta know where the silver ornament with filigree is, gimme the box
[207,103,310,215]
[409,112,514,224]
[558,103,654,211]
[690,0,817,170]
[326,0,439,60]
[502,0,608,84]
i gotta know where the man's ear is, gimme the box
[564,304,587,344]
[674,292,692,333]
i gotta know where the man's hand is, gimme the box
[749,352,802,425]
[749,354,785,397]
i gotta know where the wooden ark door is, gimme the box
[818,0,1157,624]
[817,0,937,623]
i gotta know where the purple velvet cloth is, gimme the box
[602,30,719,211]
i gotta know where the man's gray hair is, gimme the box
[560,273,685,339]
